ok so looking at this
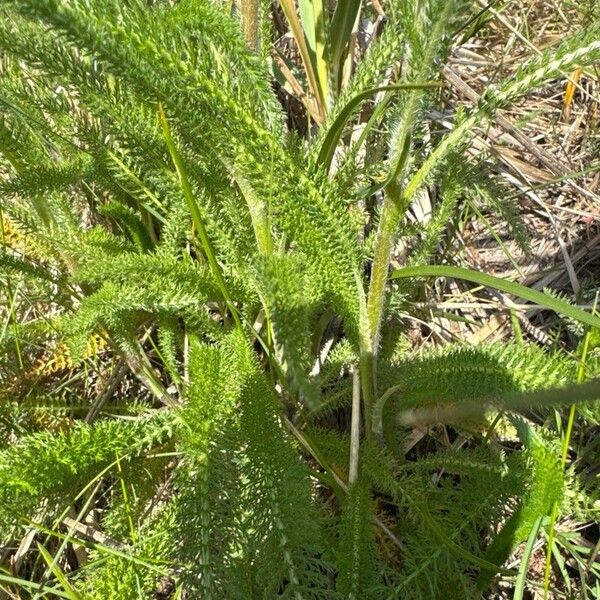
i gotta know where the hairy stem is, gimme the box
[239,0,259,51]
[366,179,407,349]
[348,367,361,484]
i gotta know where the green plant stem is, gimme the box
[158,102,242,330]
[364,1,458,373]
[316,82,441,170]
[363,75,439,403]
[363,179,408,434]
[36,542,83,600]
[366,180,406,348]
[359,349,375,436]
[483,411,504,441]
[3,279,23,369]
[372,383,402,441]
[348,367,361,483]
[115,451,137,544]
[38,480,103,594]
[542,503,559,600]
[542,322,594,599]
[469,200,524,277]
[284,417,402,551]
[124,344,175,407]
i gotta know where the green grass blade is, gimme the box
[0,569,73,599]
[329,0,362,85]
[317,83,441,170]
[391,265,600,330]
[279,0,325,119]
[29,521,169,574]
[543,321,595,599]
[513,517,543,600]
[158,102,241,329]
[36,543,83,600]
[298,0,330,108]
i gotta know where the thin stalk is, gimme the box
[513,516,543,600]
[115,451,138,544]
[317,82,441,171]
[284,417,348,496]
[3,278,23,369]
[146,327,182,386]
[37,481,102,594]
[469,200,524,277]
[107,150,167,213]
[283,417,402,550]
[36,543,83,600]
[30,521,167,573]
[366,178,408,349]
[372,383,403,441]
[130,356,174,406]
[0,572,73,599]
[158,103,242,330]
[363,179,410,424]
[357,276,374,436]
[542,503,559,600]
[119,334,176,408]
[348,367,361,484]
[358,350,374,435]
[483,411,504,442]
[542,299,596,599]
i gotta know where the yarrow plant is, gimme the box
[0,0,599,597]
